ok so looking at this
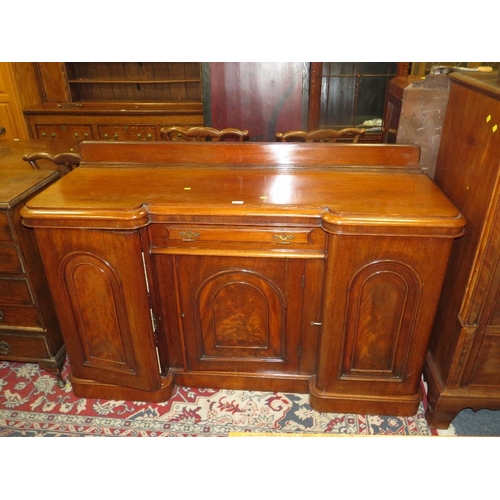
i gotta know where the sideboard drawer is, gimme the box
[0,331,50,359]
[97,125,156,141]
[149,225,326,257]
[0,212,14,242]
[34,124,92,140]
[0,245,24,274]
[0,305,40,327]
[0,278,33,305]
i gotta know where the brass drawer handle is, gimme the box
[179,231,200,242]
[0,340,11,355]
[273,234,295,245]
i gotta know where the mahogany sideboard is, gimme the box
[21,141,466,416]
[424,71,500,428]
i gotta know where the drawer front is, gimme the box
[0,278,33,305]
[0,305,40,327]
[97,125,156,141]
[34,124,92,140]
[0,244,24,274]
[149,225,326,256]
[0,212,14,243]
[0,331,49,360]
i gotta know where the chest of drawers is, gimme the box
[1,169,65,385]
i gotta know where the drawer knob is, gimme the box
[179,231,200,242]
[273,234,295,245]
[0,310,3,322]
[0,340,11,355]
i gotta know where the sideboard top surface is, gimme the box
[21,163,465,234]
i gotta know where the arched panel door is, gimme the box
[195,269,285,360]
[172,255,304,374]
[62,253,139,374]
[34,228,162,392]
[341,260,421,380]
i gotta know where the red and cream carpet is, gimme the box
[0,359,453,436]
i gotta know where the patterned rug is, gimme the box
[0,359,452,437]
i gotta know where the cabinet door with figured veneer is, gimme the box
[165,255,305,374]
[313,232,454,414]
[32,228,161,392]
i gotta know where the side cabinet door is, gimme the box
[34,228,161,391]
[316,233,452,398]
[172,255,304,374]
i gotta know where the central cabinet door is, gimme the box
[174,256,304,373]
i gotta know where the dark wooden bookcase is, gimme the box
[24,63,204,141]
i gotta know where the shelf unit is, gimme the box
[24,63,204,141]
[64,62,202,102]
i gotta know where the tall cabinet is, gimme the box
[424,71,500,428]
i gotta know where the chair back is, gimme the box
[160,126,249,142]
[276,128,366,143]
[23,152,81,175]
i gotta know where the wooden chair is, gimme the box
[160,126,249,142]
[275,128,366,143]
[23,151,81,175]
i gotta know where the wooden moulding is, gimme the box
[77,141,423,168]
[309,376,423,417]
